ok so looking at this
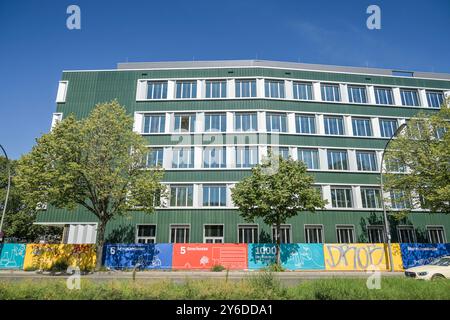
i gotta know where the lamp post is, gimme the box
[0,144,11,237]
[380,123,407,272]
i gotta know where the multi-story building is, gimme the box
[40,60,450,245]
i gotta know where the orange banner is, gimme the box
[172,244,248,270]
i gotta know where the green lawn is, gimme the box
[0,274,449,300]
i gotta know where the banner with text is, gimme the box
[104,244,173,269]
[400,243,450,269]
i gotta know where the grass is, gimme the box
[0,274,449,300]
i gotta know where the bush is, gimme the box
[210,264,226,272]
[266,263,285,272]
[48,259,70,273]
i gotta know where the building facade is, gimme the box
[39,60,450,245]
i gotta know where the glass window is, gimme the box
[174,114,196,133]
[368,226,384,243]
[348,85,367,103]
[305,225,324,243]
[235,146,258,168]
[266,113,287,133]
[397,226,416,243]
[204,225,224,243]
[293,82,313,100]
[427,226,446,244]
[205,113,226,132]
[238,225,258,243]
[352,117,373,136]
[176,81,197,99]
[272,225,291,243]
[390,190,411,209]
[374,87,394,105]
[379,118,398,138]
[361,188,382,208]
[205,80,227,98]
[172,147,194,168]
[203,147,226,168]
[297,148,319,169]
[203,185,227,207]
[143,114,165,133]
[331,188,353,208]
[136,225,156,244]
[426,91,444,108]
[170,185,193,207]
[234,112,257,132]
[356,151,378,171]
[170,225,190,243]
[147,81,168,99]
[324,116,345,135]
[146,148,164,167]
[295,114,316,134]
[235,79,257,98]
[265,80,285,98]
[321,84,341,102]
[400,89,420,106]
[336,225,355,243]
[327,150,348,170]
[267,146,289,159]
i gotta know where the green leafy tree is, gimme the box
[15,101,166,269]
[384,101,450,215]
[231,153,326,264]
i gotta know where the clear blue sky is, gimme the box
[1,0,449,159]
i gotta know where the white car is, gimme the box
[404,256,450,280]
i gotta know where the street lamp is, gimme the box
[0,144,12,239]
[379,122,407,272]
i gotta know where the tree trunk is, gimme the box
[95,220,107,271]
[276,222,281,266]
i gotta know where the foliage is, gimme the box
[210,264,226,272]
[266,263,285,272]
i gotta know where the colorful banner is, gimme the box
[23,244,96,271]
[248,244,325,270]
[104,244,172,269]
[400,243,450,269]
[0,244,26,269]
[172,243,247,270]
[324,243,403,271]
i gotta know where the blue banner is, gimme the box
[400,243,450,269]
[104,244,173,270]
[0,244,26,269]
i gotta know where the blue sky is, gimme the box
[0,0,449,159]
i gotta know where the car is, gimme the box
[404,256,450,280]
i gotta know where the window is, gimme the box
[305,225,324,243]
[136,225,156,244]
[238,225,258,243]
[203,185,227,207]
[390,190,410,209]
[56,81,68,103]
[176,81,197,99]
[374,87,394,105]
[170,185,193,207]
[170,225,190,243]
[204,225,224,243]
[327,150,348,170]
[297,148,319,169]
[203,147,226,168]
[324,116,345,135]
[143,114,165,133]
[266,113,287,133]
[205,80,227,98]
[234,112,257,132]
[268,146,289,159]
[352,117,373,136]
[386,159,407,173]
[147,81,168,99]
[336,225,355,243]
[295,114,316,134]
[205,113,226,132]
[426,91,444,108]
[427,226,446,243]
[265,80,285,98]
[321,84,341,102]
[174,114,196,133]
[272,225,291,243]
[356,151,378,171]
[293,82,313,100]
[368,226,384,243]
[397,226,416,243]
[331,187,353,208]
[348,85,367,103]
[235,146,258,168]
[235,79,257,98]
[379,118,398,138]
[172,147,194,168]
[146,148,164,167]
[400,89,420,106]
[361,188,382,208]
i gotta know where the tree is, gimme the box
[231,153,326,265]
[15,100,166,269]
[384,101,450,215]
